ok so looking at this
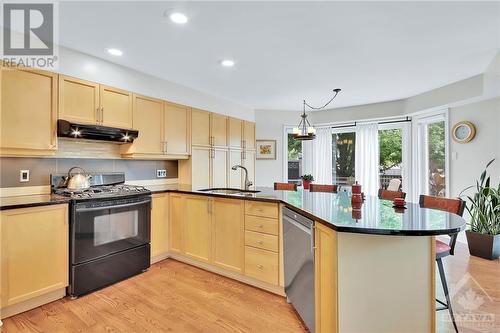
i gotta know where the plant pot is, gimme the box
[302,180,311,189]
[465,230,500,260]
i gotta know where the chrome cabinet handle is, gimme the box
[257,240,263,245]
[164,141,168,154]
[257,264,264,270]
[100,107,104,123]
[96,107,100,123]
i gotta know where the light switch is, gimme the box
[20,170,30,182]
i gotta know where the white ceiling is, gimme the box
[59,1,500,111]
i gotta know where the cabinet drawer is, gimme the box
[245,201,279,219]
[245,215,279,235]
[245,246,279,285]
[245,231,278,252]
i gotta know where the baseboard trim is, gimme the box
[151,252,170,264]
[168,254,285,296]
[0,288,66,319]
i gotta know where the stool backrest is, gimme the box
[309,184,339,193]
[378,189,406,200]
[387,178,402,191]
[274,182,298,191]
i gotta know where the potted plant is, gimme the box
[460,159,500,260]
[301,174,314,190]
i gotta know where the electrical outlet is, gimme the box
[156,169,167,178]
[20,170,30,182]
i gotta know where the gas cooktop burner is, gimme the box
[54,184,150,199]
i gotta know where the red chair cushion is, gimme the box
[436,240,451,254]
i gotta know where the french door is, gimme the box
[412,111,449,200]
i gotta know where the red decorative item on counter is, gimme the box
[302,180,311,190]
[351,194,363,204]
[393,197,407,208]
[352,181,362,194]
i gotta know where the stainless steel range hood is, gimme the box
[57,119,139,143]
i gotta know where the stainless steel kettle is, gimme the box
[66,167,92,190]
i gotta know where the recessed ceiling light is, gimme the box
[107,48,123,56]
[169,12,188,24]
[221,59,235,67]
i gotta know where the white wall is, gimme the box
[57,47,255,121]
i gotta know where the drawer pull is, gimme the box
[258,224,264,228]
[257,240,263,244]
[257,264,264,270]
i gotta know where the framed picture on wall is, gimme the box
[256,140,277,160]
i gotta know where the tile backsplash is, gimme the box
[0,157,178,188]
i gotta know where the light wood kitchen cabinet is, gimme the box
[228,117,243,148]
[169,193,185,254]
[211,148,228,188]
[1,66,57,156]
[191,108,211,146]
[212,198,244,273]
[315,222,338,333]
[0,204,68,308]
[59,75,100,125]
[124,94,164,157]
[210,113,228,147]
[100,85,133,129]
[164,102,191,156]
[244,246,279,285]
[243,121,256,150]
[228,149,242,188]
[184,196,212,263]
[190,146,212,189]
[151,193,169,262]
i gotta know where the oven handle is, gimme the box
[76,199,151,212]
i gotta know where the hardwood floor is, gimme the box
[2,259,305,333]
[2,241,498,333]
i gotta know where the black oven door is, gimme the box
[72,195,151,265]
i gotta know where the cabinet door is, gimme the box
[1,67,57,155]
[210,113,228,147]
[191,108,211,146]
[169,193,184,254]
[315,222,338,333]
[1,204,68,307]
[151,193,169,260]
[242,150,256,187]
[164,102,190,155]
[184,196,211,263]
[212,148,228,188]
[100,85,133,129]
[212,198,244,273]
[228,149,243,188]
[191,146,211,190]
[59,75,99,125]
[129,95,164,155]
[243,121,256,150]
[228,117,243,148]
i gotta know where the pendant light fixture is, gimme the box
[293,88,342,141]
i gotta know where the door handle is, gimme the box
[100,107,104,123]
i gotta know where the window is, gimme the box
[332,131,356,185]
[379,128,403,190]
[287,132,303,183]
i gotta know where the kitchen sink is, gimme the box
[199,188,261,195]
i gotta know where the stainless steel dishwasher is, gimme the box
[283,207,315,332]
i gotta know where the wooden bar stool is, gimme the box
[378,189,406,200]
[309,184,339,193]
[419,195,466,333]
[273,182,298,191]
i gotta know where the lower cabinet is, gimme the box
[244,246,279,285]
[151,193,169,262]
[169,193,185,254]
[315,222,338,333]
[1,204,68,310]
[184,195,212,263]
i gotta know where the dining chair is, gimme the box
[378,189,406,200]
[419,194,466,333]
[273,182,298,191]
[386,178,402,191]
[309,184,339,193]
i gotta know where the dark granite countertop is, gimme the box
[1,185,465,236]
[147,185,466,236]
[0,194,70,210]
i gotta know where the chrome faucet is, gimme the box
[231,165,253,191]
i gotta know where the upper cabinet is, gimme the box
[210,113,228,147]
[243,121,256,150]
[59,75,99,125]
[99,85,133,129]
[59,76,133,129]
[1,66,58,156]
[191,108,211,146]
[164,102,191,156]
[228,117,243,149]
